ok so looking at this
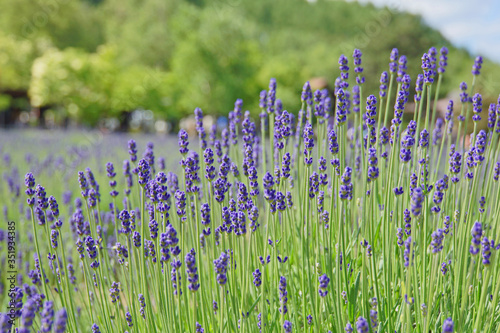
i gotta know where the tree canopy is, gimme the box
[0,0,498,126]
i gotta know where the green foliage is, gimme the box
[1,0,500,124]
[0,33,52,91]
[168,3,262,116]
[29,46,116,125]
[0,0,104,51]
[29,46,175,125]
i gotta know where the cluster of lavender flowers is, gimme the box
[1,47,500,333]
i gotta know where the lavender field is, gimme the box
[1,47,500,333]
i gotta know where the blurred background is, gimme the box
[0,0,499,132]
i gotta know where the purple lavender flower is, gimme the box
[356,316,369,333]
[248,167,259,197]
[419,129,429,148]
[441,261,448,275]
[442,317,454,332]
[171,259,182,296]
[482,236,491,266]
[266,78,277,114]
[262,172,275,203]
[449,151,462,183]
[308,172,319,199]
[367,148,379,182]
[421,53,434,85]
[402,209,411,235]
[178,129,189,156]
[281,152,291,179]
[279,276,288,314]
[128,139,137,162]
[119,209,131,235]
[234,211,247,236]
[35,207,45,226]
[143,142,156,173]
[396,228,404,247]
[475,130,487,165]
[470,222,482,255]
[459,82,468,105]
[138,294,146,319]
[338,54,349,88]
[109,281,120,303]
[444,100,454,122]
[494,162,500,181]
[471,56,483,76]
[132,231,141,248]
[125,311,133,327]
[318,273,330,297]
[414,74,424,102]
[400,121,416,163]
[167,172,179,195]
[40,301,54,332]
[50,230,59,249]
[379,71,388,98]
[365,94,377,129]
[496,95,500,133]
[54,309,67,333]
[194,108,208,149]
[47,195,60,218]
[478,196,486,214]
[92,323,101,333]
[200,203,211,230]
[487,103,497,129]
[158,157,166,170]
[85,236,99,269]
[214,251,229,285]
[20,298,36,329]
[35,184,48,210]
[472,93,483,122]
[186,248,199,292]
[339,167,353,201]
[148,217,158,240]
[159,232,171,264]
[283,320,292,333]
[213,301,218,314]
[137,159,151,187]
[353,49,364,84]
[352,85,360,113]
[336,89,348,125]
[389,48,399,74]
[303,122,314,165]
[370,309,378,332]
[430,229,444,253]
[404,236,412,267]
[380,126,389,145]
[392,89,407,126]
[253,269,262,287]
[328,129,339,155]
[175,190,187,221]
[438,47,448,74]
[260,90,268,109]
[0,310,12,332]
[397,55,407,82]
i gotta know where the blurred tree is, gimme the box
[0,0,104,51]
[168,3,262,116]
[1,0,499,126]
[29,46,116,125]
[102,0,180,68]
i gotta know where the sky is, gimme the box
[345,0,500,63]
